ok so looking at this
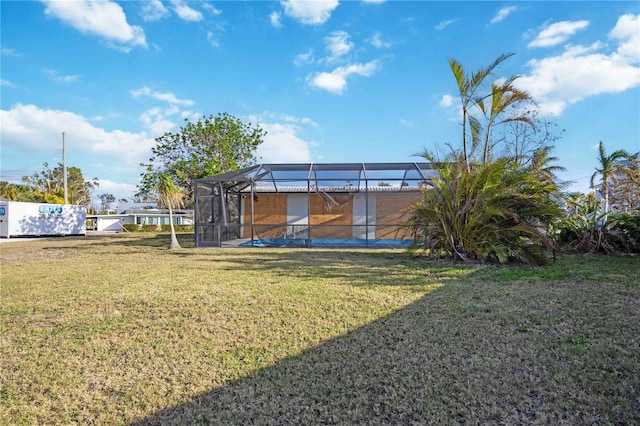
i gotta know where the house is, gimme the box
[594,151,640,213]
[193,163,435,247]
[87,203,194,232]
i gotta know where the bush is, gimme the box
[122,223,141,233]
[158,224,193,233]
[608,210,640,253]
[556,209,640,254]
[120,224,194,233]
[141,224,161,233]
[408,157,563,265]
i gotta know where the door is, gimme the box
[353,194,376,239]
[287,195,309,239]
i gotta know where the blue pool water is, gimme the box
[239,238,414,248]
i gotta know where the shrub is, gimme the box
[158,224,193,233]
[555,206,640,254]
[141,224,161,233]
[174,224,194,233]
[408,157,563,265]
[608,210,640,253]
[122,223,141,233]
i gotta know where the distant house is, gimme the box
[87,203,193,232]
[594,152,639,212]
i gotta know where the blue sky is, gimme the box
[1,0,639,203]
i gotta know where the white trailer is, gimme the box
[0,201,86,239]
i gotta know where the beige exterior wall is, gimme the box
[243,194,287,239]
[375,193,420,239]
[310,194,353,238]
[244,191,421,239]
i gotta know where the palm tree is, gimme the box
[529,145,566,187]
[476,77,534,164]
[155,173,185,250]
[448,52,515,170]
[590,141,631,222]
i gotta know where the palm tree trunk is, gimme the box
[168,205,181,249]
[462,110,470,171]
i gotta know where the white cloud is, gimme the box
[609,14,640,61]
[207,31,220,48]
[490,6,517,24]
[516,16,640,116]
[131,87,196,134]
[95,179,138,201]
[246,113,315,163]
[362,0,386,4]
[138,108,176,136]
[43,68,80,83]
[2,47,20,56]
[41,0,147,50]
[181,110,203,122]
[281,0,339,25]
[169,0,203,22]
[140,0,169,21]
[256,124,313,163]
[270,11,283,28]
[438,94,464,123]
[202,3,222,16]
[294,49,314,67]
[308,60,380,95]
[399,118,413,127]
[435,19,455,31]
[368,32,392,48]
[130,87,194,106]
[324,30,353,62]
[255,111,318,128]
[0,104,154,164]
[1,79,16,88]
[439,94,453,108]
[528,20,589,48]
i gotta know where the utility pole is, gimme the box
[63,132,68,204]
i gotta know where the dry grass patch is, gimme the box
[1,234,639,424]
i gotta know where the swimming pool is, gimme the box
[239,238,414,248]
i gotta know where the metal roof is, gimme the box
[195,162,435,193]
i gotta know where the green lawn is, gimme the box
[1,234,639,424]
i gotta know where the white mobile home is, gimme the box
[0,201,86,238]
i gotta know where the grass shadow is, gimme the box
[131,257,640,424]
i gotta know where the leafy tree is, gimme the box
[98,193,116,213]
[409,154,563,265]
[590,141,632,222]
[154,174,185,250]
[0,181,43,202]
[139,113,266,203]
[20,162,98,205]
[447,52,514,169]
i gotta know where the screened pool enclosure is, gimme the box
[194,163,435,248]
